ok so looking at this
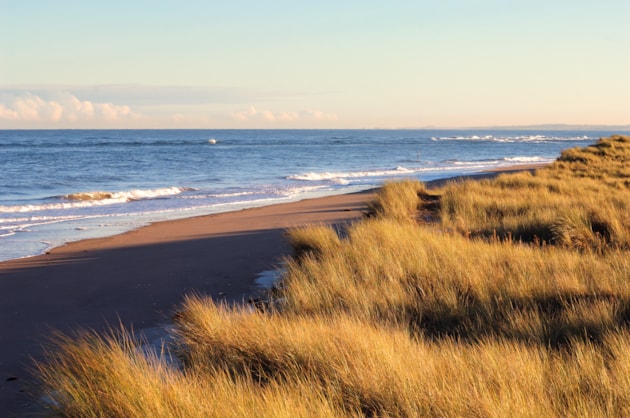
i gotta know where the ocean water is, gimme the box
[0,129,611,262]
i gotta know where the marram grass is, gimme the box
[438,135,630,250]
[280,217,630,345]
[36,136,630,417]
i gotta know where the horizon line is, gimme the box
[2,124,630,131]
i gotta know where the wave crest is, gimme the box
[432,135,590,143]
[62,187,190,202]
[503,156,551,163]
[64,191,116,201]
[288,166,415,182]
[0,187,191,213]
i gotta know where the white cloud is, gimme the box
[0,91,140,125]
[0,85,286,107]
[232,106,337,123]
[276,111,299,121]
[300,109,339,121]
[0,88,341,128]
[63,92,94,121]
[10,94,63,122]
[232,105,258,121]
[95,102,134,121]
[0,104,19,120]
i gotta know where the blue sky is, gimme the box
[1,1,628,128]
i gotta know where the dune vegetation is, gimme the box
[37,135,630,417]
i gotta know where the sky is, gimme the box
[0,1,629,129]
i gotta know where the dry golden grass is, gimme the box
[285,224,342,259]
[279,217,630,345]
[365,179,426,221]
[39,302,630,417]
[37,325,356,418]
[36,135,630,417]
[438,135,630,250]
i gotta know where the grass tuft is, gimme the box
[285,224,342,259]
[365,179,426,221]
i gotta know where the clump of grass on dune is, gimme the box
[172,296,560,417]
[35,135,630,417]
[439,172,630,249]
[285,224,342,259]
[365,179,427,221]
[176,301,630,416]
[279,218,630,345]
[40,299,630,417]
[554,135,630,186]
[437,135,630,250]
[174,296,431,416]
[36,325,354,418]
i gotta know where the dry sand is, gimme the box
[0,164,545,415]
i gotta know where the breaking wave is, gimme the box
[287,166,417,181]
[62,187,191,202]
[179,191,257,200]
[0,187,191,213]
[502,156,552,163]
[431,135,590,143]
[288,157,554,184]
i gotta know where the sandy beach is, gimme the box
[0,189,374,414]
[0,164,543,415]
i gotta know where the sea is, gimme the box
[0,129,619,262]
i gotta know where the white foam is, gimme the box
[0,215,86,225]
[0,187,191,213]
[503,156,552,163]
[280,185,328,197]
[432,135,590,143]
[64,186,190,201]
[179,191,257,199]
[287,166,419,181]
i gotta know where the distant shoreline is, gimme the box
[1,125,628,131]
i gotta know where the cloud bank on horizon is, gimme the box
[0,87,338,128]
[1,1,629,129]
[0,91,137,125]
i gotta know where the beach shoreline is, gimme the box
[0,188,374,415]
[0,164,545,415]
